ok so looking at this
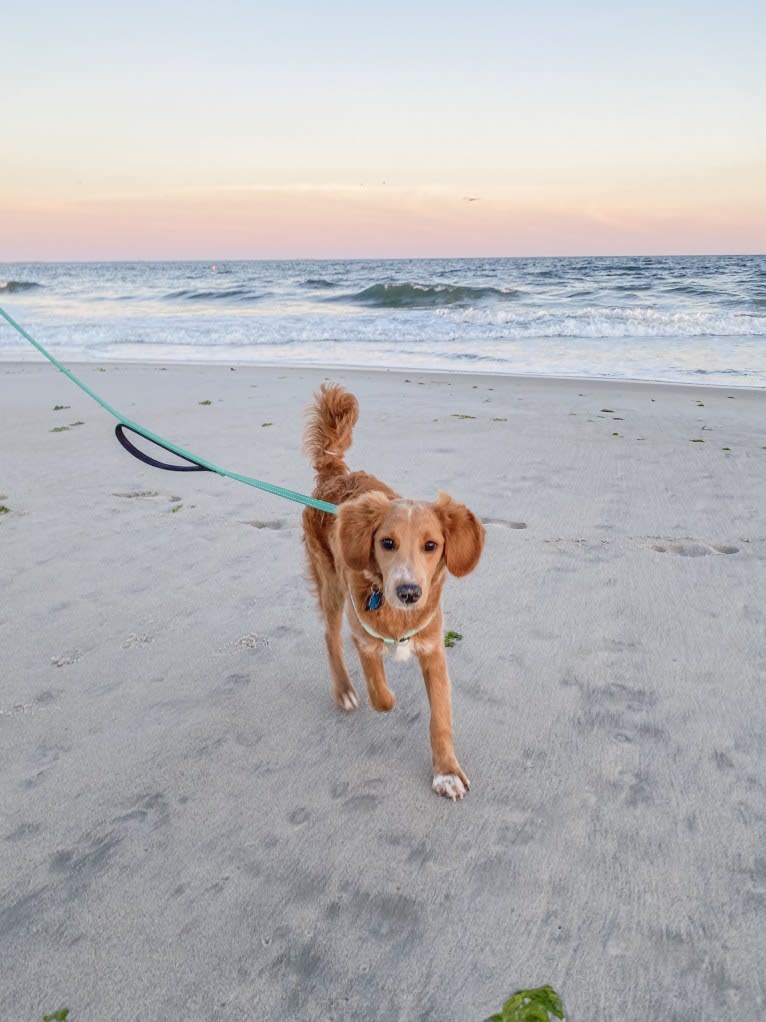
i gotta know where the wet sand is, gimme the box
[2,362,765,1020]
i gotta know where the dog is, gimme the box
[302,384,485,800]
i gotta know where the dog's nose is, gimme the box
[396,583,422,605]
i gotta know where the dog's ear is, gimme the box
[337,491,392,572]
[433,491,486,577]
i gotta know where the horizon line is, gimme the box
[2,251,764,266]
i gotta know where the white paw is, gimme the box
[338,689,359,712]
[432,773,468,801]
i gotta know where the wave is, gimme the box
[663,284,730,299]
[302,278,338,289]
[338,281,521,309]
[165,286,265,302]
[610,282,654,293]
[439,304,766,338]
[0,280,41,292]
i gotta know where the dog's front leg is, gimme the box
[417,646,469,800]
[352,637,396,712]
[324,603,359,712]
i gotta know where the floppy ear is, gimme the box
[337,491,392,572]
[433,491,486,577]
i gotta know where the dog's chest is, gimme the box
[356,632,437,663]
[392,641,413,663]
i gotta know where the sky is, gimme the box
[3,0,765,260]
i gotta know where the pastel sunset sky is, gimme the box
[3,0,765,260]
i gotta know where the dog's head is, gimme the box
[337,490,485,610]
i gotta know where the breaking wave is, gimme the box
[439,304,766,338]
[338,282,521,309]
[0,280,41,292]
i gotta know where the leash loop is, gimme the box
[115,423,211,472]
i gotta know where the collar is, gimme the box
[348,590,437,647]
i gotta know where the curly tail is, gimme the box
[303,384,359,479]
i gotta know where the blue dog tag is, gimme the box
[366,589,382,612]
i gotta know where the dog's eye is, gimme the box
[380,537,396,551]
[424,540,438,553]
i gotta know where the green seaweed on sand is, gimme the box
[451,413,476,420]
[199,399,212,406]
[600,407,614,413]
[53,404,70,411]
[444,630,463,648]
[261,422,273,427]
[488,985,565,1022]
[170,504,183,513]
[690,439,705,443]
[50,426,70,432]
[0,505,10,514]
[42,1010,70,1022]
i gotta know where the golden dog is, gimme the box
[302,385,485,800]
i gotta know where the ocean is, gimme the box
[1,255,765,387]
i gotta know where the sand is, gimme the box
[1,361,765,1021]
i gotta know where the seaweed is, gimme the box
[488,985,565,1022]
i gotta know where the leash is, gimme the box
[0,307,338,515]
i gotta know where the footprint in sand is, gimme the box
[241,519,285,530]
[482,517,527,529]
[235,634,271,651]
[122,633,154,649]
[113,490,161,499]
[51,649,82,667]
[649,540,739,556]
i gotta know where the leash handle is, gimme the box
[115,423,210,472]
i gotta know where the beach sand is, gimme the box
[2,362,765,1021]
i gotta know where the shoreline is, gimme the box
[2,356,765,395]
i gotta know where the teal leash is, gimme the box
[0,306,338,516]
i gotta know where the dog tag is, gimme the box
[366,589,382,612]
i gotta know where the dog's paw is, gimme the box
[432,773,469,801]
[335,688,360,712]
[369,688,396,712]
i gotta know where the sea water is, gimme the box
[1,255,765,387]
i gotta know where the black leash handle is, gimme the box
[114,423,211,472]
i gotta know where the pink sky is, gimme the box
[3,177,764,261]
[3,2,764,261]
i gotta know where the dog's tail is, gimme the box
[303,384,359,479]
